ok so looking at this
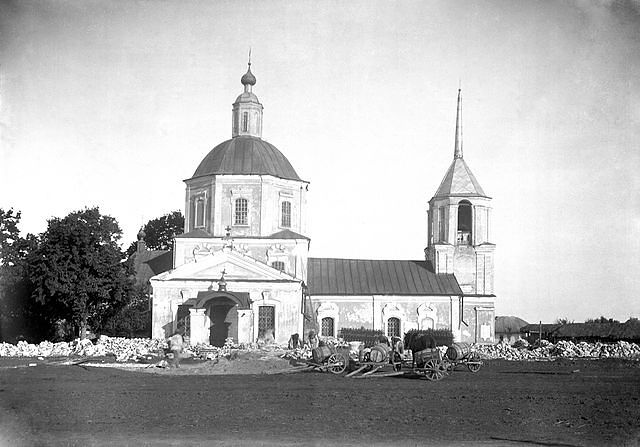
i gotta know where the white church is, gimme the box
[149,62,496,346]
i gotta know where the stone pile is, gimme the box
[475,340,640,360]
[0,336,169,362]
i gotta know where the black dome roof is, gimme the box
[191,136,302,181]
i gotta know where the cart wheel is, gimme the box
[392,351,403,372]
[424,359,446,381]
[467,352,482,373]
[328,353,347,375]
[443,359,454,374]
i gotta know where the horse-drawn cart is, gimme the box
[404,347,450,381]
[345,343,404,379]
[296,345,350,375]
[443,343,483,373]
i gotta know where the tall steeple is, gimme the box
[425,88,495,296]
[454,88,463,159]
[232,52,263,138]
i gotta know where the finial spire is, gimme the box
[454,87,463,159]
[248,47,252,66]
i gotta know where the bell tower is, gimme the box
[425,89,496,295]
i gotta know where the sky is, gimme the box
[1,0,639,324]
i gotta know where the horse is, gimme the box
[403,330,437,368]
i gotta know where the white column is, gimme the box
[237,309,254,344]
[189,308,208,346]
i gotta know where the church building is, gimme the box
[149,62,496,346]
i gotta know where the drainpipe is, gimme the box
[372,296,375,330]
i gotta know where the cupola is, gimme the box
[232,57,263,138]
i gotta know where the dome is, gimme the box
[241,66,256,86]
[234,91,259,104]
[191,136,302,181]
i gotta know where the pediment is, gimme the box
[153,249,295,282]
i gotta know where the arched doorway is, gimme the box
[206,296,239,347]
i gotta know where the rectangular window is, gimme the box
[195,198,205,228]
[234,198,248,226]
[258,306,275,339]
[271,261,285,272]
[438,206,446,242]
[281,201,291,228]
[242,112,248,132]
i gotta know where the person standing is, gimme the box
[167,330,185,368]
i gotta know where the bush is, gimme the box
[339,327,385,347]
[404,329,454,348]
[101,299,151,338]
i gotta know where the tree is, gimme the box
[585,316,620,324]
[555,317,573,325]
[29,207,133,339]
[125,210,184,256]
[0,209,37,341]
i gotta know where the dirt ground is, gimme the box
[0,356,639,447]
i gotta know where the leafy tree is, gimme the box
[0,209,37,341]
[101,287,151,338]
[125,210,184,256]
[29,207,133,339]
[555,317,573,325]
[585,316,620,324]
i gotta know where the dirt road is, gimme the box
[1,358,639,446]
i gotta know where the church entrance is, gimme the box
[207,297,238,346]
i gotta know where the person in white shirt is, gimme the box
[167,330,185,368]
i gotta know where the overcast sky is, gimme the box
[1,0,639,323]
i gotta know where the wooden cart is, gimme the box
[345,346,404,379]
[404,348,449,381]
[296,345,350,375]
[443,343,483,373]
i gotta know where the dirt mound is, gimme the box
[145,350,295,375]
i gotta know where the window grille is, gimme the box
[281,201,291,228]
[258,306,275,338]
[234,198,248,226]
[387,317,400,338]
[271,261,285,272]
[321,317,334,337]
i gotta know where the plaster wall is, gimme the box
[172,238,309,281]
[308,295,457,337]
[184,175,308,238]
[151,279,302,344]
[459,300,495,344]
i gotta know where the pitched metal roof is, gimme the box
[133,250,172,286]
[433,158,488,199]
[190,136,304,182]
[269,229,310,240]
[306,258,462,296]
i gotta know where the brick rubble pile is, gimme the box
[2,337,639,362]
[475,340,640,360]
[0,336,291,362]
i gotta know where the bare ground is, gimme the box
[0,356,639,446]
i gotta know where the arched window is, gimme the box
[195,198,205,228]
[281,201,291,228]
[387,317,400,338]
[234,198,248,226]
[271,261,285,272]
[457,200,472,245]
[321,317,334,337]
[242,112,249,132]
